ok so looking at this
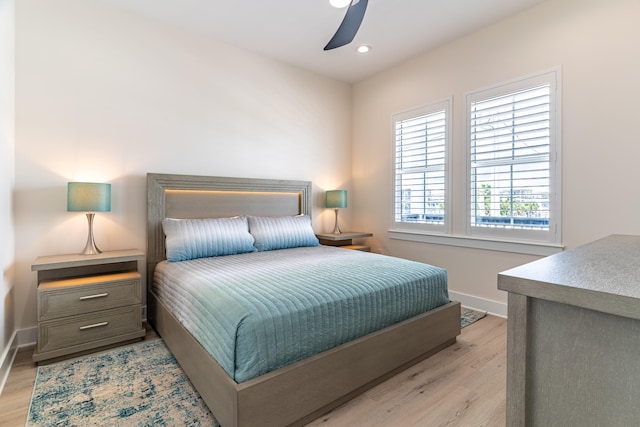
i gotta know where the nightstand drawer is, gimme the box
[36,305,142,354]
[38,272,141,321]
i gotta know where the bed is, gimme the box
[146,173,461,427]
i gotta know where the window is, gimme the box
[392,100,451,234]
[466,70,560,244]
[389,70,561,255]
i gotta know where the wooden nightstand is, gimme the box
[315,232,373,252]
[31,249,145,363]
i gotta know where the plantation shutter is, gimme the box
[394,107,447,227]
[469,84,551,231]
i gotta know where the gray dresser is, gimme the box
[32,249,146,363]
[498,235,640,426]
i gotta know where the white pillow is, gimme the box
[248,215,319,251]
[162,216,256,262]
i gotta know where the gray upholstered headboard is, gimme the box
[146,173,312,288]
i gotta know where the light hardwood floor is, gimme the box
[0,315,506,427]
[308,314,507,426]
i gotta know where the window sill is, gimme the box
[388,230,563,256]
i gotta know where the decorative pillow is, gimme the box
[248,215,319,251]
[162,216,256,262]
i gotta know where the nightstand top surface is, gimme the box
[315,232,373,241]
[32,249,144,271]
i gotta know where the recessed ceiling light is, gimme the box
[356,45,371,54]
[329,0,351,8]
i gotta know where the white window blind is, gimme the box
[468,75,557,240]
[393,100,450,232]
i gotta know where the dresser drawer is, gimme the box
[36,305,142,354]
[38,272,141,321]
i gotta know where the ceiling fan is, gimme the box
[324,0,369,50]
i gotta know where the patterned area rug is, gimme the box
[28,309,487,426]
[461,307,487,328]
[27,339,219,427]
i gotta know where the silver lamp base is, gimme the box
[81,212,102,255]
[331,208,342,234]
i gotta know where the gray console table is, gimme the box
[498,234,640,426]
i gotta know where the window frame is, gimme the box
[464,69,562,245]
[390,98,452,236]
[388,69,562,256]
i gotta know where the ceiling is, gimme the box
[98,0,545,83]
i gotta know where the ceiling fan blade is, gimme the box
[324,0,368,51]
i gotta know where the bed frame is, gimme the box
[146,173,461,427]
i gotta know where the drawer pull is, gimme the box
[79,293,109,301]
[79,322,109,330]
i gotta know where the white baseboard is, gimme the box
[19,327,37,346]
[0,330,19,396]
[0,326,37,396]
[449,291,507,318]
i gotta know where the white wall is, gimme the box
[0,0,16,378]
[14,0,353,330]
[352,0,640,313]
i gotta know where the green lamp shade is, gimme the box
[326,190,347,209]
[67,182,111,212]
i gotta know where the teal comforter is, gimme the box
[153,245,449,383]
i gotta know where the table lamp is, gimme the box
[67,182,111,255]
[326,189,347,234]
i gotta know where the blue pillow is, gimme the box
[248,215,319,251]
[162,216,256,262]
